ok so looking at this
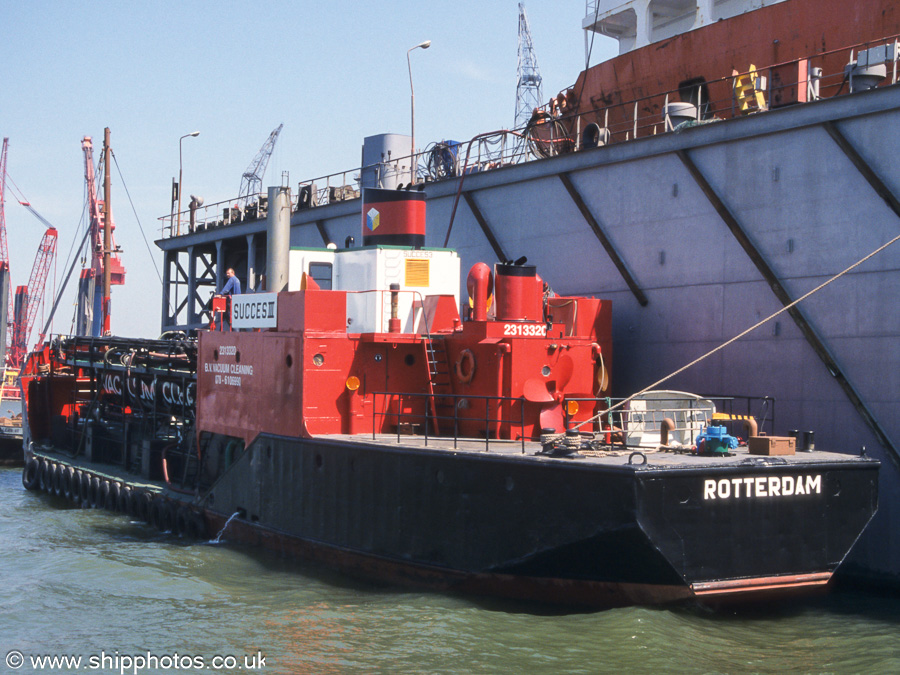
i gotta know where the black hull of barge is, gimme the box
[149,433,880,606]
[23,429,878,608]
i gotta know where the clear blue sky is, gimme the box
[1,1,616,339]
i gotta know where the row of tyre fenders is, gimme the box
[21,456,207,539]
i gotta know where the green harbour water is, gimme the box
[1,466,898,675]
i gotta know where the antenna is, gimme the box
[515,3,544,129]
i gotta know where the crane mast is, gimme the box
[515,3,544,130]
[76,130,125,336]
[237,124,283,209]
[0,138,59,391]
[9,227,57,369]
[0,138,9,270]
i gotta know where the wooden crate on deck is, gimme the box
[748,435,796,456]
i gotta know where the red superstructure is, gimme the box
[198,189,612,448]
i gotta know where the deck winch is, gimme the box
[696,425,739,454]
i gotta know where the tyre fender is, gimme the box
[88,476,101,508]
[22,458,41,491]
[61,466,76,500]
[39,459,52,492]
[118,485,132,514]
[107,482,121,511]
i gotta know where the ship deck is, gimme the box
[25,432,876,508]
[318,433,874,471]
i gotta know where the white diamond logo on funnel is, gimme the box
[367,208,380,231]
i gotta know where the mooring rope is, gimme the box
[575,228,900,430]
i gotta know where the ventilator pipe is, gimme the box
[660,418,676,446]
[742,417,759,439]
[466,262,492,322]
[389,283,401,333]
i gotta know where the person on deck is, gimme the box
[221,268,242,296]
[214,268,242,330]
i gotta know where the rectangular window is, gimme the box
[309,262,333,290]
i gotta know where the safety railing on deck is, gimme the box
[343,288,440,335]
[372,391,528,454]
[159,35,899,239]
[369,391,774,453]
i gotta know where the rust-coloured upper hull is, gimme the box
[560,0,900,136]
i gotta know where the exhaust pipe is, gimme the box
[266,186,292,293]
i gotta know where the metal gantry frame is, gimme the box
[515,3,544,130]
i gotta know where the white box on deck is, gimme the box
[289,247,460,333]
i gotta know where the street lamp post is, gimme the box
[407,40,431,185]
[177,131,200,235]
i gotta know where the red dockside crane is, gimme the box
[0,137,59,395]
[76,128,125,336]
[1,137,13,398]
[9,224,57,369]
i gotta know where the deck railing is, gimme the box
[372,391,528,454]
[370,390,775,454]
